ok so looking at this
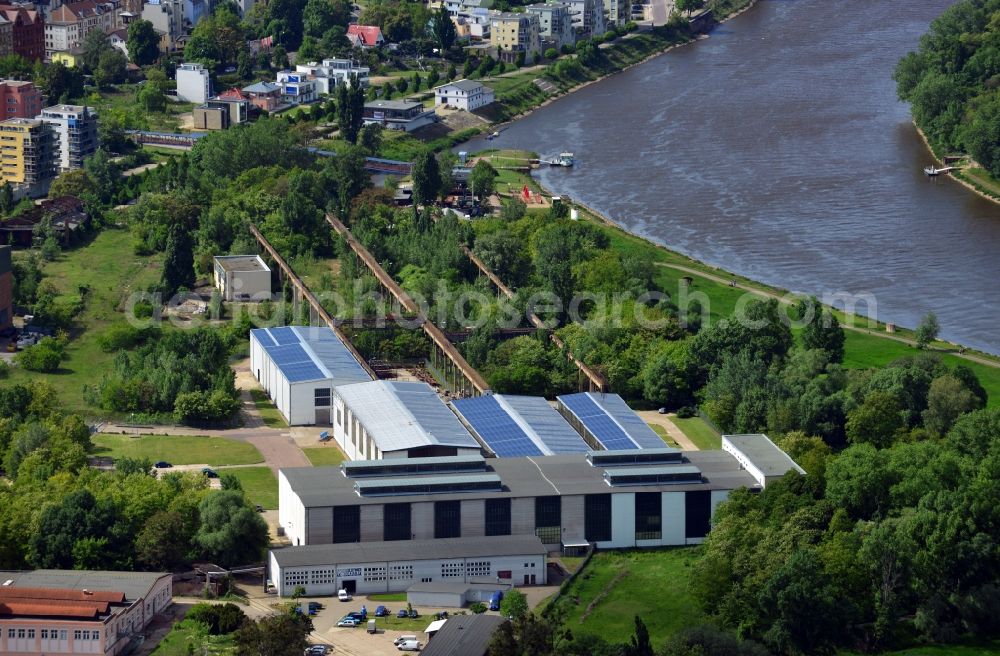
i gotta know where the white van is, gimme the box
[393,635,417,646]
[397,640,422,652]
[337,589,352,602]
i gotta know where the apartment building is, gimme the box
[490,12,540,61]
[564,0,605,38]
[276,70,317,105]
[36,104,98,171]
[604,0,629,28]
[175,62,211,103]
[140,0,183,52]
[525,2,576,49]
[295,59,370,95]
[0,81,42,120]
[0,118,57,189]
[45,0,122,61]
[0,15,12,57]
[0,6,44,61]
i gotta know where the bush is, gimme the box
[174,389,241,423]
[676,405,697,419]
[544,48,559,60]
[470,602,487,614]
[186,602,247,635]
[15,337,65,372]
[97,323,161,352]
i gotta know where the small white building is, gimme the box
[212,255,271,301]
[722,434,806,488]
[296,59,370,95]
[332,380,481,460]
[276,70,318,105]
[433,79,495,112]
[268,536,547,597]
[175,63,211,104]
[249,326,374,426]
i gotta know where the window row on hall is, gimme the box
[5,627,101,640]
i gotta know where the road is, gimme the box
[636,411,698,450]
[655,262,1000,369]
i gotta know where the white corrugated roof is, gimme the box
[334,381,479,452]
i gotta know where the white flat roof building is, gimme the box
[176,63,211,104]
[250,326,373,426]
[433,79,495,112]
[722,433,805,488]
[212,255,271,301]
[332,380,481,461]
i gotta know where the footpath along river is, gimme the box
[464,0,1000,354]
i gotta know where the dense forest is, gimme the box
[895,0,1000,177]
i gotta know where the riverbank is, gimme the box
[913,122,1000,205]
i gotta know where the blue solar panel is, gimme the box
[559,393,638,450]
[267,343,310,365]
[269,326,298,345]
[284,361,326,382]
[251,328,276,347]
[453,396,543,458]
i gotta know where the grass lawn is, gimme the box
[647,423,680,448]
[5,228,163,417]
[367,593,407,602]
[150,619,235,655]
[249,389,288,429]
[225,466,278,509]
[302,446,347,467]
[551,548,704,645]
[92,434,264,466]
[672,416,722,450]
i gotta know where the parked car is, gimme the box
[201,467,218,478]
[338,589,352,602]
[337,617,358,627]
[489,590,504,611]
[154,461,172,468]
[397,640,422,652]
[394,635,418,646]
[348,612,365,622]
[397,609,409,618]
[255,504,265,512]
[305,646,329,656]
[374,605,389,617]
[307,601,324,612]
[407,609,419,619]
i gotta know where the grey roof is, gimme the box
[281,449,759,508]
[421,615,507,656]
[436,78,489,93]
[214,254,268,272]
[452,394,589,456]
[251,326,372,385]
[271,535,546,569]
[0,570,169,601]
[405,582,505,594]
[365,99,424,111]
[723,434,806,478]
[243,81,281,93]
[335,381,479,452]
[558,392,665,450]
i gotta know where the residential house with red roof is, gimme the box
[347,24,385,48]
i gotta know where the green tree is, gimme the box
[411,150,441,212]
[272,44,289,69]
[359,122,382,154]
[29,489,128,570]
[675,0,705,15]
[193,490,268,567]
[127,20,160,66]
[915,311,939,348]
[137,83,166,112]
[234,612,312,655]
[135,510,194,570]
[0,182,13,214]
[161,222,195,297]
[94,49,127,89]
[82,28,112,71]
[845,390,904,448]
[433,5,457,51]
[922,374,982,437]
[499,589,528,620]
[797,296,845,363]
[621,616,654,656]
[237,47,254,80]
[469,159,497,201]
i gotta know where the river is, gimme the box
[463,0,1000,354]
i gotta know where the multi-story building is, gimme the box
[0,118,58,191]
[276,70,318,105]
[525,2,576,49]
[194,94,252,130]
[0,244,11,331]
[107,26,127,57]
[362,99,438,132]
[295,59,370,95]
[433,79,495,112]
[490,12,540,62]
[0,81,42,120]
[0,569,172,656]
[603,0,629,29]
[140,0,183,52]
[45,0,122,61]
[0,15,12,57]
[0,6,44,61]
[36,104,98,171]
[563,0,605,38]
[242,81,282,112]
[175,62,211,104]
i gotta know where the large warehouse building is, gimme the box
[276,443,794,550]
[556,392,666,450]
[249,326,373,425]
[268,535,546,597]
[331,380,481,460]
[451,394,590,457]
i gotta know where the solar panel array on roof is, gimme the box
[594,393,667,449]
[499,395,590,454]
[559,393,637,450]
[452,396,543,457]
[250,326,372,385]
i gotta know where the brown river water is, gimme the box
[462,0,1000,354]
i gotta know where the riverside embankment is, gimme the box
[463,0,1000,355]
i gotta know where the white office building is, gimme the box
[722,434,806,488]
[249,326,374,426]
[175,63,211,104]
[212,255,271,301]
[433,79,495,111]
